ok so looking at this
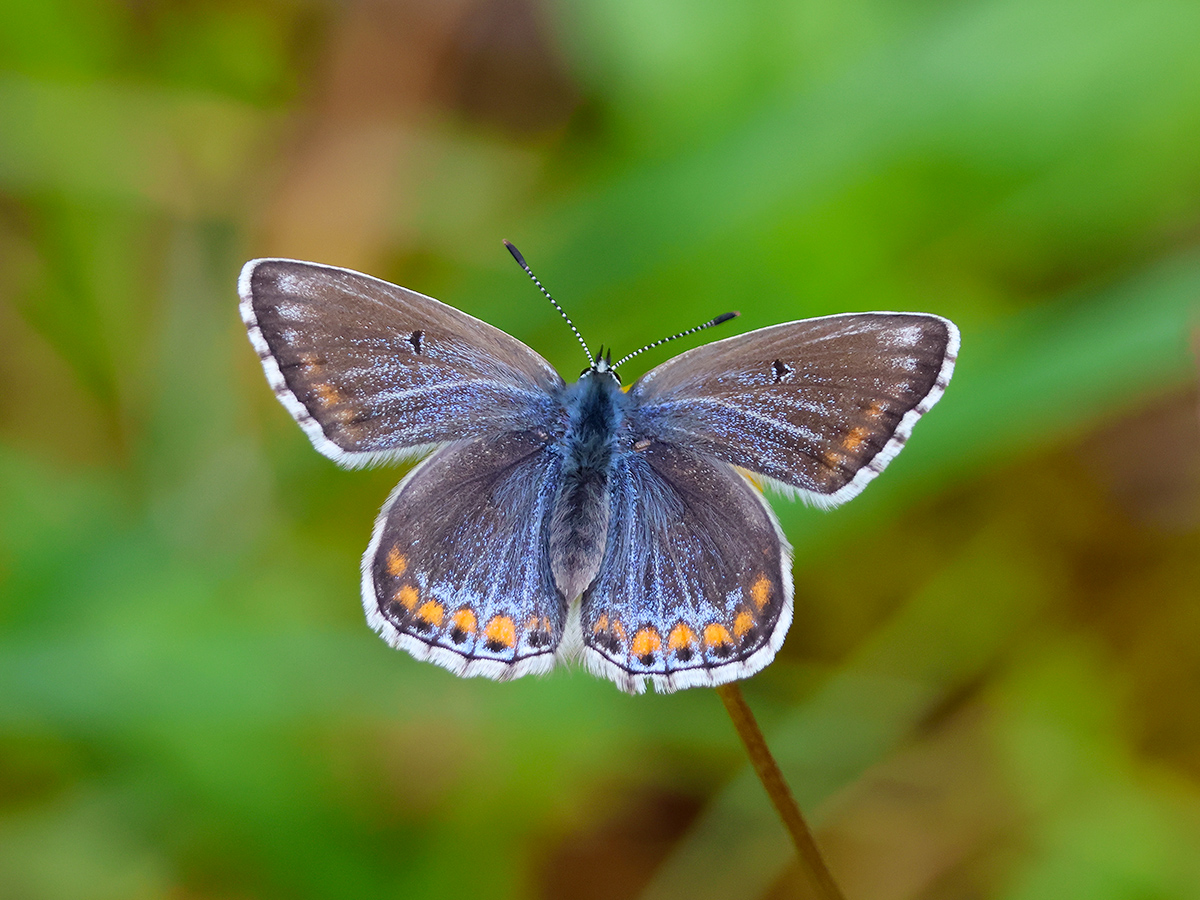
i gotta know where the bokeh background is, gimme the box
[2,1,1200,898]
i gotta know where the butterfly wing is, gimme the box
[240,258,565,466]
[629,312,958,506]
[365,430,568,680]
[580,442,792,694]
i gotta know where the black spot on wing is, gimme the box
[596,632,621,654]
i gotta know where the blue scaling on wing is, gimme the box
[240,258,564,468]
[364,430,570,681]
[579,439,793,695]
[629,312,959,508]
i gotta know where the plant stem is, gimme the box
[715,682,847,900]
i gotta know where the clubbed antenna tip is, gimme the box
[502,239,527,267]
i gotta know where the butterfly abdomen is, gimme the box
[547,372,625,602]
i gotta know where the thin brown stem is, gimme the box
[715,682,847,900]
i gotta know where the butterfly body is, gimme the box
[548,367,625,604]
[241,257,959,693]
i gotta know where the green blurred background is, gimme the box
[2,0,1200,898]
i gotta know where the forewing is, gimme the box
[364,431,567,680]
[581,443,793,694]
[240,258,565,466]
[629,313,958,506]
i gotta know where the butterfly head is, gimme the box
[585,346,622,383]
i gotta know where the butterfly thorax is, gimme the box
[547,369,626,602]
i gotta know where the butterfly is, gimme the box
[239,244,958,693]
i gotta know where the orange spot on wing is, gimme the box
[611,620,627,642]
[451,608,477,634]
[734,610,756,638]
[416,600,445,627]
[484,615,516,649]
[704,623,733,647]
[395,585,419,611]
[822,449,842,468]
[314,383,341,405]
[631,627,662,659]
[385,547,407,577]
[592,614,609,633]
[866,400,886,419]
[751,576,771,610]
[668,623,696,651]
[843,425,869,452]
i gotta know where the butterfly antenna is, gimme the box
[612,311,740,370]
[504,240,594,368]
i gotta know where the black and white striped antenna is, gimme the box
[503,240,594,368]
[503,240,738,374]
[611,311,739,370]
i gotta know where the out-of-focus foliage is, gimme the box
[1,0,1199,898]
